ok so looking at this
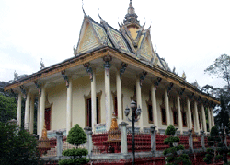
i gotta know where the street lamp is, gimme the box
[125,100,142,165]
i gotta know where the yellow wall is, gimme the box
[44,71,189,133]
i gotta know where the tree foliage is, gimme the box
[0,122,40,165]
[163,125,191,165]
[204,54,230,88]
[0,94,17,123]
[203,126,227,164]
[59,124,89,165]
[67,124,87,146]
[214,96,229,131]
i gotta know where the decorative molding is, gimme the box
[34,81,41,97]
[188,93,194,100]
[103,55,112,76]
[19,85,27,99]
[140,71,147,87]
[167,82,174,96]
[154,77,162,88]
[178,88,185,97]
[61,70,69,88]
[120,62,128,77]
[83,63,93,82]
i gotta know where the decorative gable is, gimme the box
[137,32,154,62]
[76,19,100,55]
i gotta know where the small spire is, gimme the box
[123,0,140,27]
[82,0,86,16]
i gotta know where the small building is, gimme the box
[5,0,218,138]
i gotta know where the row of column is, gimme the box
[16,91,35,134]
[16,61,215,136]
[151,86,214,135]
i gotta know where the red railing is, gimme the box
[156,135,169,151]
[178,135,189,149]
[193,135,201,149]
[127,133,151,152]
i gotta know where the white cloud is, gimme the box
[0,0,229,88]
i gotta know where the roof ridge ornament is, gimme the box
[40,58,45,70]
[123,0,140,27]
[82,0,86,16]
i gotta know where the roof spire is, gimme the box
[82,0,86,16]
[123,0,140,27]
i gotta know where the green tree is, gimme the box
[163,125,191,165]
[0,94,17,123]
[0,122,41,165]
[203,126,223,164]
[214,96,229,130]
[204,54,230,89]
[59,124,89,165]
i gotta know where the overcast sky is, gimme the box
[0,0,229,89]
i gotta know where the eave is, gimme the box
[4,46,220,105]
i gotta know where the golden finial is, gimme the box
[39,123,50,148]
[108,112,121,141]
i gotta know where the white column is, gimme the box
[165,89,171,125]
[136,76,144,129]
[25,92,30,130]
[187,98,192,129]
[211,108,214,127]
[37,97,40,135]
[201,104,207,133]
[91,69,97,131]
[208,107,212,132]
[194,101,200,134]
[105,66,111,130]
[39,85,46,136]
[29,95,35,134]
[177,96,183,135]
[17,92,22,127]
[151,85,158,131]
[66,78,73,135]
[116,71,122,124]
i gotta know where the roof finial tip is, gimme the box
[130,0,133,6]
[82,0,86,16]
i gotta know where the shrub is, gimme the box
[59,124,89,165]
[165,125,177,135]
[163,125,191,165]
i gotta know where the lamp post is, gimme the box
[125,100,142,165]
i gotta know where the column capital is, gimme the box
[84,127,93,135]
[167,82,174,96]
[19,85,27,99]
[61,70,70,87]
[119,122,128,127]
[103,55,112,68]
[56,131,63,136]
[178,88,185,97]
[150,125,156,133]
[153,77,162,88]
[200,130,204,135]
[84,63,94,82]
[140,71,147,88]
[120,62,128,77]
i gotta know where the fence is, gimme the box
[38,125,227,163]
[38,132,86,158]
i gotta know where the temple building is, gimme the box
[5,0,218,137]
